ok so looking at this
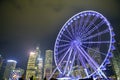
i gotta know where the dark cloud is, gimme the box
[0,0,119,44]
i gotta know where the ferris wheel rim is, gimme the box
[54,10,113,78]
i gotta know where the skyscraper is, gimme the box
[36,47,43,80]
[26,46,43,80]
[3,60,17,80]
[37,57,43,80]
[0,54,4,79]
[0,54,3,70]
[44,50,53,79]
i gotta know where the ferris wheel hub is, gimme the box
[71,39,82,46]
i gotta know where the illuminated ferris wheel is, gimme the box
[53,10,115,79]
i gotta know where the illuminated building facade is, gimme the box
[0,55,3,70]
[37,57,43,80]
[3,60,17,80]
[0,55,4,79]
[26,51,37,80]
[44,50,53,79]
[9,68,24,80]
[26,46,43,80]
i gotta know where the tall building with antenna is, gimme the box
[26,46,43,80]
[36,47,43,80]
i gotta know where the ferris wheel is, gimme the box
[53,10,115,79]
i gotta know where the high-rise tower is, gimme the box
[26,46,43,80]
[0,55,3,70]
[36,47,43,80]
[3,60,17,80]
[37,57,43,80]
[44,50,53,79]
[0,54,4,79]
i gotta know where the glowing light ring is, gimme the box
[54,10,114,79]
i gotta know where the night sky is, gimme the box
[0,0,120,69]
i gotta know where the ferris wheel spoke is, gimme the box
[79,16,84,28]
[76,46,97,73]
[57,47,72,69]
[70,24,75,37]
[57,46,70,55]
[58,43,70,48]
[78,53,96,73]
[74,20,78,35]
[66,28,74,38]
[81,16,98,37]
[59,39,70,43]
[57,54,65,63]
[77,51,86,68]
[80,15,91,35]
[81,45,106,56]
[62,33,72,40]
[64,47,73,74]
[77,52,92,77]
[57,46,71,63]
[82,41,110,44]
[77,55,82,68]
[78,45,103,77]
[82,29,109,41]
[78,16,84,35]
[84,15,91,27]
[79,46,99,68]
[76,54,87,78]
[67,49,77,75]
[82,20,105,39]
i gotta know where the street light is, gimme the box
[30,52,35,55]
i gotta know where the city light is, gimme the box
[7,60,17,63]
[30,52,35,55]
[13,74,18,79]
[38,58,43,61]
